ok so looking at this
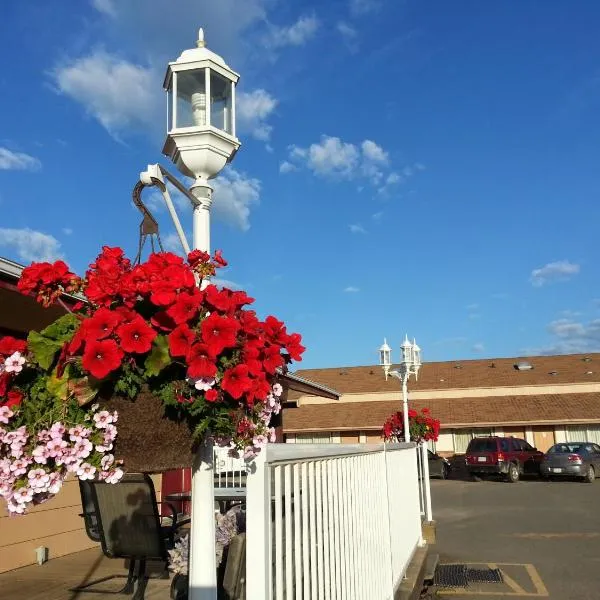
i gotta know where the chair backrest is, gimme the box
[90,473,167,561]
[79,480,101,543]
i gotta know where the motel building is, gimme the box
[283,355,600,455]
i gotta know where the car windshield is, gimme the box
[468,439,496,453]
[548,444,583,454]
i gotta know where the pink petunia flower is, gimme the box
[28,468,50,490]
[4,352,25,373]
[93,411,114,429]
[0,406,14,424]
[76,463,96,481]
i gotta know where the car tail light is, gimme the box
[568,454,582,463]
[497,452,505,462]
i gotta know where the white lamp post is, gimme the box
[378,335,422,443]
[162,27,241,254]
[161,28,241,600]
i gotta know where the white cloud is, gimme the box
[0,228,63,263]
[0,148,41,171]
[162,231,185,255]
[344,286,360,293]
[350,0,379,16]
[306,136,359,177]
[472,343,485,353]
[530,260,580,287]
[62,228,73,236]
[237,89,278,141]
[92,0,118,18]
[52,51,157,138]
[361,140,388,164]
[531,317,600,354]
[211,168,260,231]
[279,161,297,174]
[337,22,357,40]
[264,15,320,49]
[349,224,366,234]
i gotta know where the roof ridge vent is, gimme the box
[454,363,463,369]
[583,356,592,362]
[514,361,533,371]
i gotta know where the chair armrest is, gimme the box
[157,501,178,529]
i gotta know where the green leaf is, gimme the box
[46,368,70,400]
[144,335,171,377]
[67,376,99,407]
[40,314,80,342]
[27,331,63,370]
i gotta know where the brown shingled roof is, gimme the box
[283,393,600,432]
[292,353,600,395]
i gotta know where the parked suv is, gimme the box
[465,436,544,482]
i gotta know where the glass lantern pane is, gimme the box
[176,70,207,128]
[210,71,231,133]
[167,86,173,131]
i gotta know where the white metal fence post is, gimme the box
[420,442,433,522]
[246,450,270,599]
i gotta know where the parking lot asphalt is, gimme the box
[429,475,600,599]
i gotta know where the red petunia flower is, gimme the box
[284,332,305,362]
[205,389,219,403]
[239,311,261,336]
[264,315,287,344]
[0,336,27,357]
[85,308,123,340]
[151,311,177,332]
[4,390,23,409]
[262,344,284,374]
[205,286,234,313]
[221,364,252,400]
[187,343,217,379]
[116,318,157,354]
[82,339,123,379]
[168,324,195,358]
[246,376,271,405]
[166,289,203,324]
[200,313,240,356]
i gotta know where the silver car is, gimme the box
[540,442,600,483]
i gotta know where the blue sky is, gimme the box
[1,1,599,369]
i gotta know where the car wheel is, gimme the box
[441,464,450,480]
[584,465,595,483]
[506,462,520,483]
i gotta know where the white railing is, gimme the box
[245,443,423,600]
[415,443,433,522]
[213,446,247,489]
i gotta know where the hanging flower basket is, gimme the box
[382,407,440,443]
[0,247,304,514]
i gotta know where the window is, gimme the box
[467,439,497,453]
[295,433,333,444]
[565,426,588,442]
[500,438,511,452]
[453,429,493,453]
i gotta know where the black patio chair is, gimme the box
[73,473,189,599]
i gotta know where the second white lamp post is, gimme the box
[162,29,241,600]
[379,336,422,443]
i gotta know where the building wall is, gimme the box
[0,473,162,574]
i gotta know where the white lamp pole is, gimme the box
[379,335,422,443]
[161,28,241,600]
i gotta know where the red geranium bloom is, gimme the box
[262,344,284,374]
[166,289,203,324]
[149,280,178,307]
[200,313,240,355]
[0,336,27,357]
[4,390,23,409]
[188,249,211,268]
[221,364,252,400]
[408,409,418,418]
[82,339,123,379]
[116,318,157,354]
[213,250,228,267]
[205,389,219,403]
[187,343,217,379]
[168,324,195,358]
[85,308,123,340]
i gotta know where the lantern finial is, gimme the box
[197,27,206,48]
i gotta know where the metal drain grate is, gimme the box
[434,564,468,588]
[434,565,504,588]
[466,568,504,584]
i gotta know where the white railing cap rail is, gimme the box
[260,442,415,465]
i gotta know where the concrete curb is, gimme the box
[396,545,429,600]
